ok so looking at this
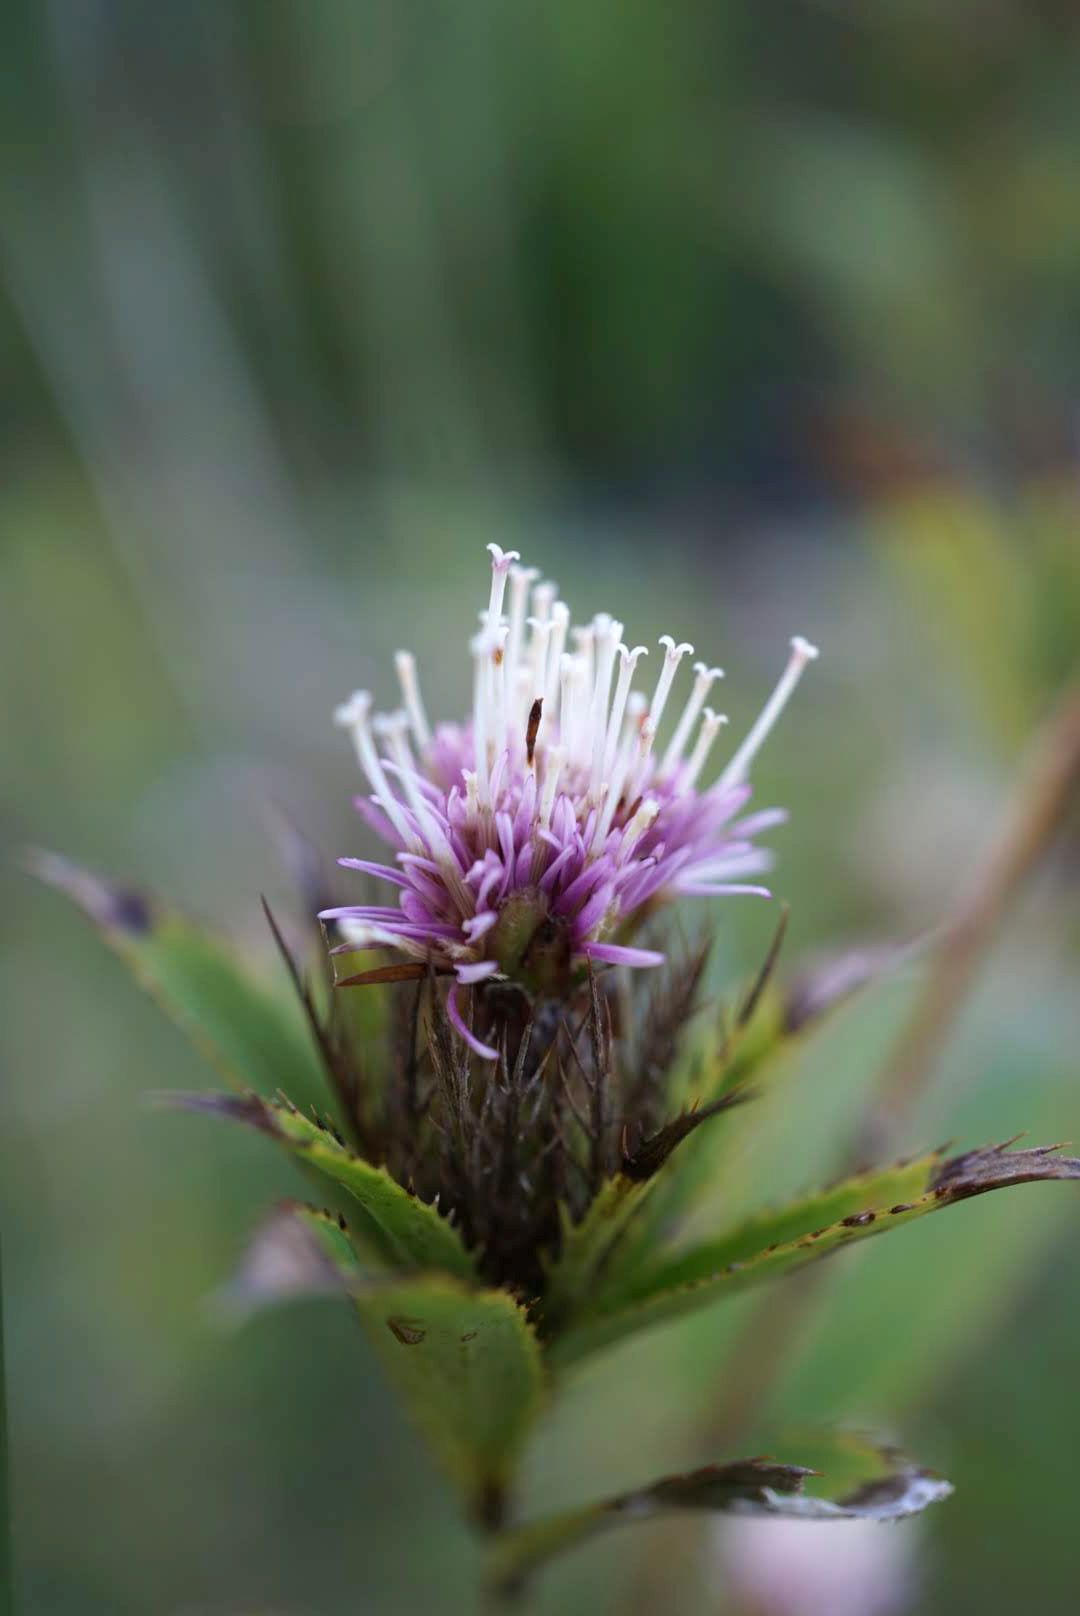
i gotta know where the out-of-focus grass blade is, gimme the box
[0,1237,12,1616]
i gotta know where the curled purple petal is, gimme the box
[446,983,499,1060]
[337,858,409,888]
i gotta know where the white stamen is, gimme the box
[718,636,819,789]
[619,797,660,862]
[538,744,567,830]
[570,623,596,707]
[470,630,494,805]
[544,601,570,715]
[592,690,648,849]
[525,615,554,707]
[511,664,533,752]
[376,709,475,915]
[602,644,648,783]
[333,691,416,848]
[394,649,432,751]
[373,710,420,808]
[463,770,481,823]
[560,652,590,763]
[660,662,723,776]
[648,635,695,735]
[505,563,540,689]
[588,615,623,794]
[531,579,558,623]
[489,624,510,761]
[682,707,729,791]
[485,544,519,628]
[336,919,429,960]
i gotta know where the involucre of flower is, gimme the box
[322,545,819,1056]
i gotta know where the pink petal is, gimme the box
[446,984,499,1061]
[678,883,772,898]
[462,911,499,941]
[455,960,500,985]
[581,942,666,968]
[337,859,408,887]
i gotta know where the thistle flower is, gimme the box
[323,544,818,1057]
[36,553,1080,1601]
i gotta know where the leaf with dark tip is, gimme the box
[928,1140,1080,1198]
[541,1096,753,1331]
[164,1090,476,1279]
[599,1150,946,1315]
[29,850,328,1106]
[551,1142,1080,1367]
[603,940,927,1296]
[781,941,917,1036]
[486,1432,951,1597]
[620,1091,752,1182]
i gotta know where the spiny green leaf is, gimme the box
[30,851,327,1106]
[605,1150,946,1312]
[551,1143,1080,1367]
[224,1204,544,1513]
[487,1431,951,1597]
[356,1277,544,1515]
[601,941,910,1299]
[540,1177,658,1334]
[167,1091,476,1280]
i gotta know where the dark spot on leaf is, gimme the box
[890,1203,915,1214]
[842,1211,876,1227]
[387,1316,426,1346]
[460,1330,478,1343]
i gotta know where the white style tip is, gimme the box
[333,690,373,730]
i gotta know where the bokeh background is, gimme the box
[3,2,1079,1612]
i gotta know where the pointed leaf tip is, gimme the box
[554,1140,1080,1365]
[487,1438,951,1596]
[31,852,330,1106]
[25,847,153,934]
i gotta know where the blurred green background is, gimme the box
[2,2,1079,1611]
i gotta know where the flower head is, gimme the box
[322,546,818,1056]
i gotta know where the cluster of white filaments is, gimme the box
[327,545,818,1056]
